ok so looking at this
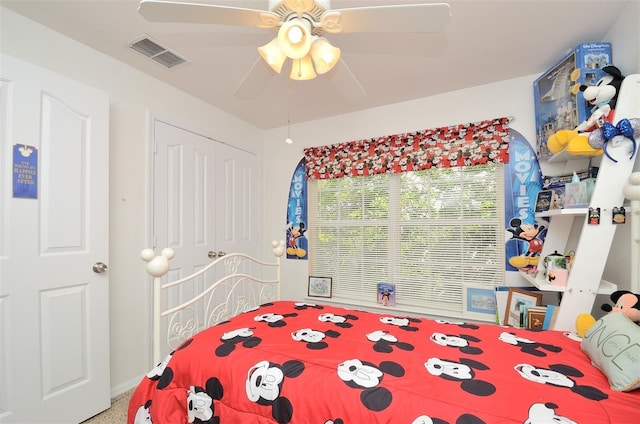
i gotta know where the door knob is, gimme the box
[208,251,227,258]
[92,262,108,273]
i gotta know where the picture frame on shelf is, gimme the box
[525,306,548,330]
[504,287,543,327]
[463,284,497,321]
[377,282,396,307]
[535,189,563,213]
[534,189,554,213]
[308,276,332,298]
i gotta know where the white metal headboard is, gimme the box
[141,240,286,364]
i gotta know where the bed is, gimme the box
[128,241,640,424]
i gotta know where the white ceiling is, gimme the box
[1,0,630,129]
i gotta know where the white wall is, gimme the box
[1,8,264,395]
[262,76,537,301]
[262,0,640,308]
[604,0,640,107]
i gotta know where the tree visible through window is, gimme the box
[308,164,505,319]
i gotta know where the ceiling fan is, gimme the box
[138,0,452,100]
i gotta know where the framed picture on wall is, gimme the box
[308,276,332,298]
[504,287,543,327]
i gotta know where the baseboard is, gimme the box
[110,374,144,399]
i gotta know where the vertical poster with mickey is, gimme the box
[286,158,308,259]
[504,130,547,272]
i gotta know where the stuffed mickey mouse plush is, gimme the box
[600,290,640,323]
[546,65,626,157]
[575,290,640,337]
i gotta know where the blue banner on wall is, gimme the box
[503,130,546,271]
[286,158,308,260]
[13,144,38,199]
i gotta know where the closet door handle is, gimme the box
[208,251,227,258]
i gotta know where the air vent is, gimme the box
[128,34,187,69]
[151,51,186,68]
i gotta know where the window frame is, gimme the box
[308,164,505,321]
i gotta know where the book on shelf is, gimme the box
[377,282,395,307]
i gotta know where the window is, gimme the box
[308,164,505,319]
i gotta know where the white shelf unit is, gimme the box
[534,207,588,218]
[520,270,617,294]
[524,208,616,295]
[529,74,640,332]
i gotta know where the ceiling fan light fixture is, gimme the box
[282,0,316,14]
[310,37,340,74]
[278,18,312,59]
[258,38,287,73]
[290,55,316,80]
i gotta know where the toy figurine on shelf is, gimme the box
[571,170,580,183]
[546,66,625,157]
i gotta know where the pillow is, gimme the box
[581,311,640,391]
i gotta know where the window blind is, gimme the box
[309,164,505,319]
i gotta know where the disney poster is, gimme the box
[286,158,308,259]
[503,130,547,272]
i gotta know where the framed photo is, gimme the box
[308,276,332,298]
[504,287,543,327]
[463,284,497,321]
[525,306,547,330]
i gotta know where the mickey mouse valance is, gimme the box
[304,116,510,180]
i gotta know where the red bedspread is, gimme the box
[128,301,640,423]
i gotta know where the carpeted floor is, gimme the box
[80,389,133,424]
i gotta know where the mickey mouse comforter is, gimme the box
[128,301,639,423]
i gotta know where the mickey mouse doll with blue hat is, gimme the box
[547,65,639,161]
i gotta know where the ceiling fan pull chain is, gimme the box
[286,79,293,144]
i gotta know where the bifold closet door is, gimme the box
[152,120,258,354]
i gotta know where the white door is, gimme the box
[153,120,217,276]
[152,120,258,354]
[0,54,110,423]
[214,141,259,257]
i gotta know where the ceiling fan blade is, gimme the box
[138,0,272,27]
[234,58,276,100]
[330,3,451,33]
[328,58,367,102]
